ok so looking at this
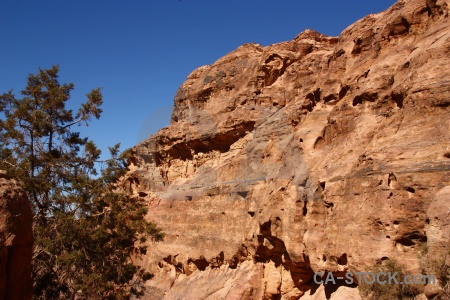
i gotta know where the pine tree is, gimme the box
[0,65,163,299]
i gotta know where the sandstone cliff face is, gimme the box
[0,171,33,300]
[129,0,450,298]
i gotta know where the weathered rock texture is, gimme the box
[0,171,33,300]
[129,0,450,298]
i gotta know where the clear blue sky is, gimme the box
[1,0,396,158]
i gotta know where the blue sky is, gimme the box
[1,0,396,158]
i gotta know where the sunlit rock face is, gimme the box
[0,171,33,300]
[127,0,450,298]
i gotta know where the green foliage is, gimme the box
[0,65,163,299]
[359,258,423,300]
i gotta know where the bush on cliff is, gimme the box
[359,258,423,300]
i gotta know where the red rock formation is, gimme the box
[129,0,450,298]
[0,171,33,300]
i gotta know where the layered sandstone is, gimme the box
[0,171,33,300]
[128,0,450,298]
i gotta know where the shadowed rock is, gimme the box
[0,171,33,300]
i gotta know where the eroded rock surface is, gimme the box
[129,0,450,298]
[0,171,33,300]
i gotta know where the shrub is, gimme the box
[359,258,423,300]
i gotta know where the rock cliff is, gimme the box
[0,171,33,300]
[128,0,450,298]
